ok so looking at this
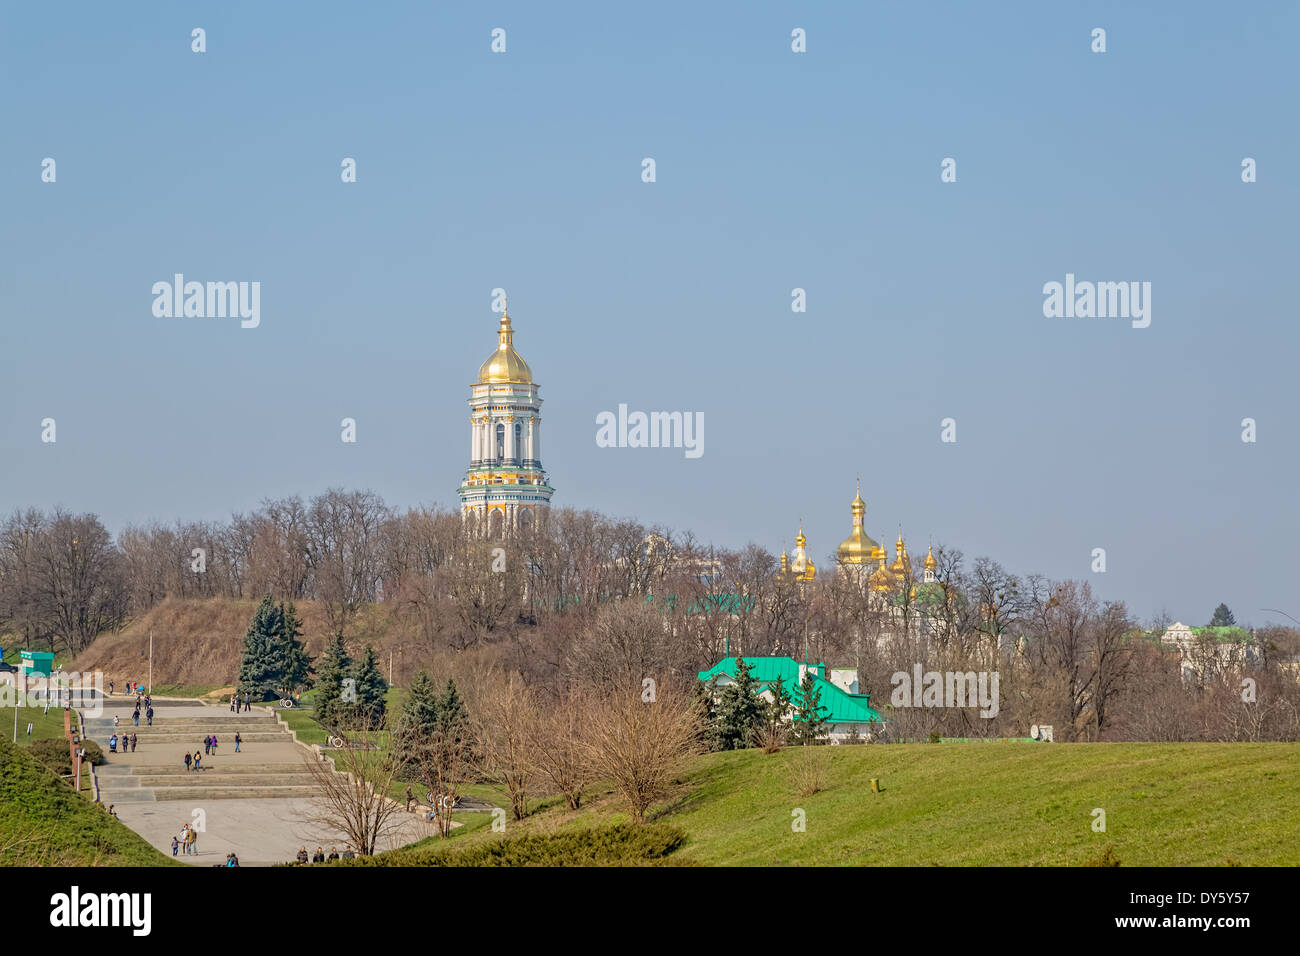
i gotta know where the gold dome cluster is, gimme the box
[476,312,534,384]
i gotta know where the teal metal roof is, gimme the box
[698,656,883,724]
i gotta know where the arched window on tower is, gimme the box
[514,424,522,463]
[495,423,505,461]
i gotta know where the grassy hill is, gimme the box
[0,736,177,866]
[429,742,1300,866]
[66,597,405,688]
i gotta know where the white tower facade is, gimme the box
[457,310,555,535]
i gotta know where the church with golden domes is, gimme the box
[458,308,555,535]
[783,481,946,626]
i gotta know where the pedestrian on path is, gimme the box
[193,751,202,771]
[186,827,197,856]
[406,785,414,811]
[146,706,154,726]
[184,752,192,771]
[243,692,250,712]
[132,709,139,727]
[211,734,218,754]
[230,694,236,712]
[234,732,241,753]
[204,736,211,756]
[171,836,179,857]
[109,734,118,753]
[108,680,114,696]
[130,732,137,753]
[144,695,151,710]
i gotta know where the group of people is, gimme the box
[229,692,252,713]
[174,824,199,856]
[107,680,147,696]
[295,845,353,863]
[107,732,138,754]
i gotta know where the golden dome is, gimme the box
[476,313,533,384]
[837,483,879,565]
[924,540,937,570]
[869,554,895,591]
[890,527,910,576]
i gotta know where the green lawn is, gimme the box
[6,704,79,745]
[425,742,1300,867]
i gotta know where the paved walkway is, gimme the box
[117,797,437,866]
[88,699,438,864]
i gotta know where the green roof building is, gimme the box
[698,656,884,742]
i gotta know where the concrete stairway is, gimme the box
[87,703,324,804]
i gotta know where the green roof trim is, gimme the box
[698,656,883,725]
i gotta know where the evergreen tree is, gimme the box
[237,595,286,701]
[313,631,353,729]
[791,670,831,745]
[395,670,441,773]
[350,643,389,729]
[433,678,472,767]
[1209,603,1236,627]
[764,674,793,740]
[278,601,314,696]
[712,657,764,750]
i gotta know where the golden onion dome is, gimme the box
[837,484,879,565]
[477,313,533,384]
[924,541,938,570]
[869,559,895,591]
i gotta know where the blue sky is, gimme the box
[2,1,1297,625]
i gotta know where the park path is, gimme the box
[86,698,434,865]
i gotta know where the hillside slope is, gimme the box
[0,736,177,866]
[447,742,1300,866]
[69,598,404,687]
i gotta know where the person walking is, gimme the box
[108,680,114,696]
[184,752,192,771]
[132,709,139,727]
[405,785,414,812]
[113,714,120,728]
[204,735,211,756]
[171,835,179,857]
[186,827,197,856]
[193,750,202,771]
[109,734,118,753]
[243,692,250,713]
[146,706,154,726]
[211,734,218,754]
[230,694,236,713]
[130,732,137,753]
[234,732,241,753]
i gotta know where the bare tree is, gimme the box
[473,671,538,820]
[580,678,702,823]
[303,715,409,856]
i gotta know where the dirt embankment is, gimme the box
[70,598,411,687]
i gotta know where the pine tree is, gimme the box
[350,643,389,729]
[237,595,286,701]
[764,674,793,740]
[278,601,314,696]
[313,631,353,729]
[434,678,472,766]
[395,670,441,773]
[713,657,765,750]
[1209,603,1236,627]
[791,670,831,745]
